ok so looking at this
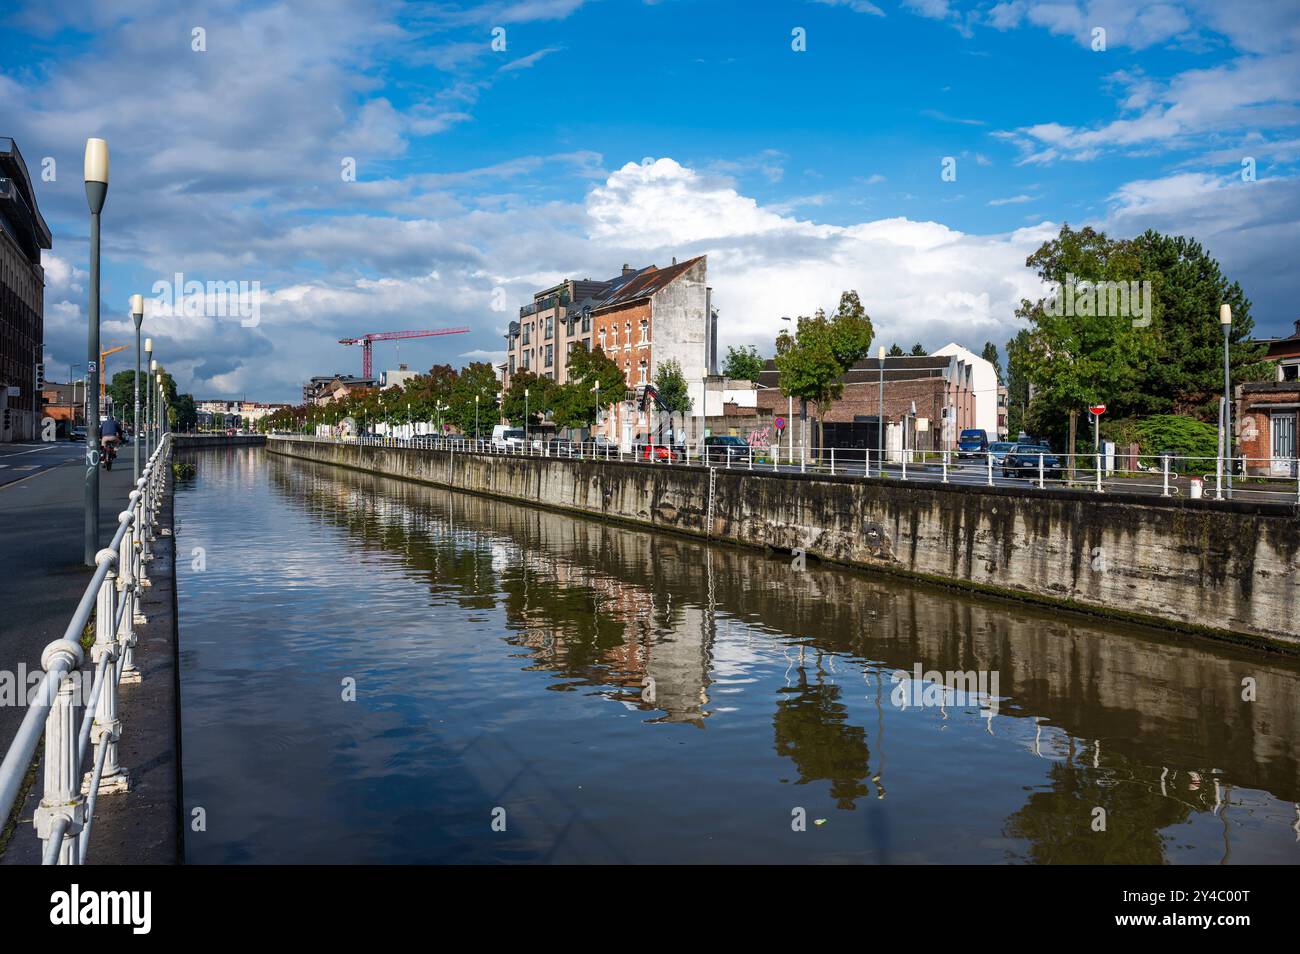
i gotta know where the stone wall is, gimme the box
[267,437,1300,649]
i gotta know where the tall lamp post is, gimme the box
[83,138,109,566]
[524,387,530,446]
[877,345,886,475]
[130,295,143,482]
[1220,303,1233,498]
[144,342,153,459]
[474,393,480,443]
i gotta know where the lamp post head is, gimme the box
[144,338,153,359]
[130,294,144,328]
[1219,303,1232,326]
[84,138,109,213]
[150,359,158,373]
[878,345,886,361]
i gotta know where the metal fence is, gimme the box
[270,433,1300,504]
[0,433,172,864]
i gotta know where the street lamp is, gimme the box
[83,138,109,565]
[150,359,159,451]
[475,393,480,443]
[1220,303,1233,498]
[130,294,143,482]
[524,387,530,447]
[877,345,886,474]
[144,341,153,458]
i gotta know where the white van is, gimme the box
[491,425,525,451]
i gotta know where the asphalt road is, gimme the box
[0,438,141,795]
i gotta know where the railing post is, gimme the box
[1038,453,1045,490]
[986,451,993,486]
[34,640,86,865]
[87,547,129,795]
[830,447,835,476]
[1162,455,1171,497]
[800,444,805,474]
[1095,452,1103,493]
[942,450,948,483]
[118,508,142,685]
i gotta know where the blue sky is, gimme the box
[3,0,1298,401]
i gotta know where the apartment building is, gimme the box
[591,255,714,447]
[504,266,648,387]
[0,138,51,442]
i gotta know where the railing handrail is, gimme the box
[266,432,1300,505]
[0,432,173,864]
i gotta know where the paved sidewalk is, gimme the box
[0,451,140,859]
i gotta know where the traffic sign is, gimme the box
[774,416,786,431]
[1089,404,1106,417]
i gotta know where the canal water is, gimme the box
[175,447,1300,864]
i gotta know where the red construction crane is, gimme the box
[338,327,471,378]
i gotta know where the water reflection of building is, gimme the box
[262,451,1300,855]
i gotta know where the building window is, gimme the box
[639,319,649,344]
[545,344,553,367]
[508,355,515,374]
[638,359,648,385]
[1282,362,1299,382]
[582,309,591,333]
[523,350,531,370]
[545,316,553,340]
[523,324,531,345]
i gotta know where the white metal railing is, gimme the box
[265,433,1300,504]
[0,433,172,864]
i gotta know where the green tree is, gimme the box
[1005,329,1031,439]
[107,370,143,424]
[448,362,500,437]
[172,393,198,432]
[553,343,626,432]
[501,370,558,428]
[722,345,765,381]
[653,358,693,443]
[774,291,874,450]
[887,343,905,357]
[982,341,1003,384]
[909,342,927,356]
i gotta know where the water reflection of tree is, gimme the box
[1002,749,1193,863]
[773,656,872,810]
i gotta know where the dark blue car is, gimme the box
[957,428,988,458]
[1001,443,1061,479]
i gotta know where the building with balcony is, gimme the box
[503,265,650,389]
[0,138,51,442]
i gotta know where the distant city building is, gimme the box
[196,399,290,429]
[1257,319,1300,382]
[380,364,417,390]
[39,381,83,437]
[0,137,52,442]
[302,374,377,405]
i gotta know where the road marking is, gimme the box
[13,465,39,471]
[0,444,57,459]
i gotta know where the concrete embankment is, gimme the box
[267,438,1300,650]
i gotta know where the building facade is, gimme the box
[0,138,52,442]
[503,266,649,388]
[1237,381,1299,477]
[591,256,714,447]
[756,351,979,454]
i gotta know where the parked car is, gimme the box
[640,443,681,463]
[546,438,579,455]
[957,428,989,458]
[70,426,86,442]
[703,435,752,464]
[987,441,1015,465]
[1001,443,1061,479]
[490,424,525,451]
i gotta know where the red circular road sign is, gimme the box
[774,416,787,431]
[1089,404,1106,416]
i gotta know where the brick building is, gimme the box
[1256,319,1300,382]
[590,255,714,447]
[0,138,51,442]
[756,351,979,454]
[1237,381,1298,477]
[503,265,650,388]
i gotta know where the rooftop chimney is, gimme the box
[622,263,634,276]
[1294,318,1300,336]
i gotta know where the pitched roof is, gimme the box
[757,354,954,389]
[592,256,705,313]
